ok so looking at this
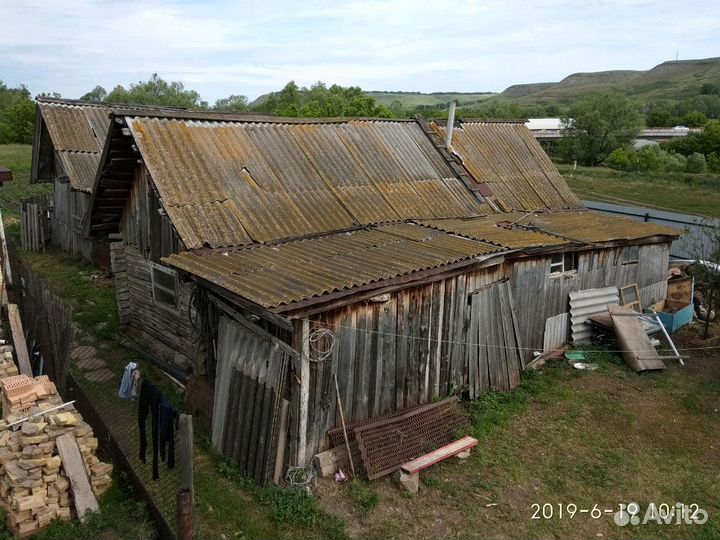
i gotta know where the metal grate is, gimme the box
[327,397,468,480]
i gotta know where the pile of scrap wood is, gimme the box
[0,375,112,537]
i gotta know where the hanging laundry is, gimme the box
[118,362,138,399]
[158,397,179,469]
[130,368,141,399]
[138,380,162,480]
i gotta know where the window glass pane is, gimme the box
[153,267,177,291]
[564,252,578,271]
[551,253,563,264]
[154,288,176,308]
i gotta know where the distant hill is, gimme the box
[501,83,555,98]
[512,58,720,104]
[364,91,495,109]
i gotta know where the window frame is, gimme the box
[150,262,179,311]
[621,245,640,265]
[549,251,578,276]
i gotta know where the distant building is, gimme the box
[525,118,700,155]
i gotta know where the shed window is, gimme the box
[151,263,178,309]
[550,252,577,275]
[622,245,640,264]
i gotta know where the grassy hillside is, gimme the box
[516,57,720,105]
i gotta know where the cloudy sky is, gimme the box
[1,0,718,103]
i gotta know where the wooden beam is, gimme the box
[0,208,11,286]
[56,433,99,522]
[8,304,32,376]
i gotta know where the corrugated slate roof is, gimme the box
[37,100,110,192]
[523,211,680,243]
[430,121,582,211]
[126,116,491,249]
[419,214,566,248]
[163,222,501,309]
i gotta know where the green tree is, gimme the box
[700,82,720,95]
[682,110,707,127]
[664,119,720,156]
[646,109,676,127]
[213,94,248,112]
[0,81,34,144]
[0,98,35,144]
[686,152,707,173]
[258,81,391,118]
[80,85,107,102]
[559,94,643,165]
[104,74,207,109]
[605,146,637,171]
[708,152,720,173]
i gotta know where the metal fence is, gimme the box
[584,200,720,259]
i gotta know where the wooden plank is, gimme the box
[432,282,444,399]
[468,294,479,399]
[179,414,194,496]
[379,298,397,415]
[401,436,479,473]
[418,285,432,404]
[56,432,99,522]
[406,289,421,406]
[0,208,12,285]
[497,283,514,390]
[8,304,32,376]
[368,303,382,418]
[395,292,409,409]
[439,279,454,395]
[609,305,666,372]
[449,275,466,390]
[353,308,369,420]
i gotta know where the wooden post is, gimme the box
[0,207,12,286]
[177,488,193,540]
[298,320,310,465]
[273,399,290,485]
[179,414,194,496]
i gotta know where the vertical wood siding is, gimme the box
[509,243,670,356]
[297,263,521,461]
[50,178,93,260]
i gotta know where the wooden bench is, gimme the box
[399,435,479,493]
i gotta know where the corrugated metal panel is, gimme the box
[569,286,619,343]
[543,312,570,354]
[526,210,680,243]
[430,121,582,211]
[127,117,488,249]
[420,213,566,249]
[164,223,501,309]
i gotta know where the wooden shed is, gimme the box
[85,110,679,482]
[30,98,111,262]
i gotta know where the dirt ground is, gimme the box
[315,323,720,540]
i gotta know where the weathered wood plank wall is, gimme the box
[50,178,93,260]
[509,243,670,355]
[295,263,516,462]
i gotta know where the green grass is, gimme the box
[559,164,720,217]
[0,144,52,216]
[348,481,380,516]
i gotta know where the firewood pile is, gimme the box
[0,374,113,538]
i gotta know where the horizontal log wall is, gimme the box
[120,245,198,368]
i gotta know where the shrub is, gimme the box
[605,147,637,171]
[708,152,720,174]
[686,152,707,173]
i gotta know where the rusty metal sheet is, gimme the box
[163,223,501,309]
[354,397,469,480]
[127,116,487,249]
[430,121,582,211]
[525,210,680,243]
[420,213,566,249]
[327,397,467,479]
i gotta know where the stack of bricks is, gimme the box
[1,375,60,417]
[0,379,113,537]
[0,345,18,379]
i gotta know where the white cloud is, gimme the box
[0,0,718,101]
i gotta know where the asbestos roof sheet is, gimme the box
[163,222,501,309]
[126,117,490,249]
[37,101,110,192]
[419,213,566,249]
[523,210,680,243]
[431,121,582,211]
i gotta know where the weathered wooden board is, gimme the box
[8,304,32,376]
[56,432,99,522]
[609,305,666,372]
